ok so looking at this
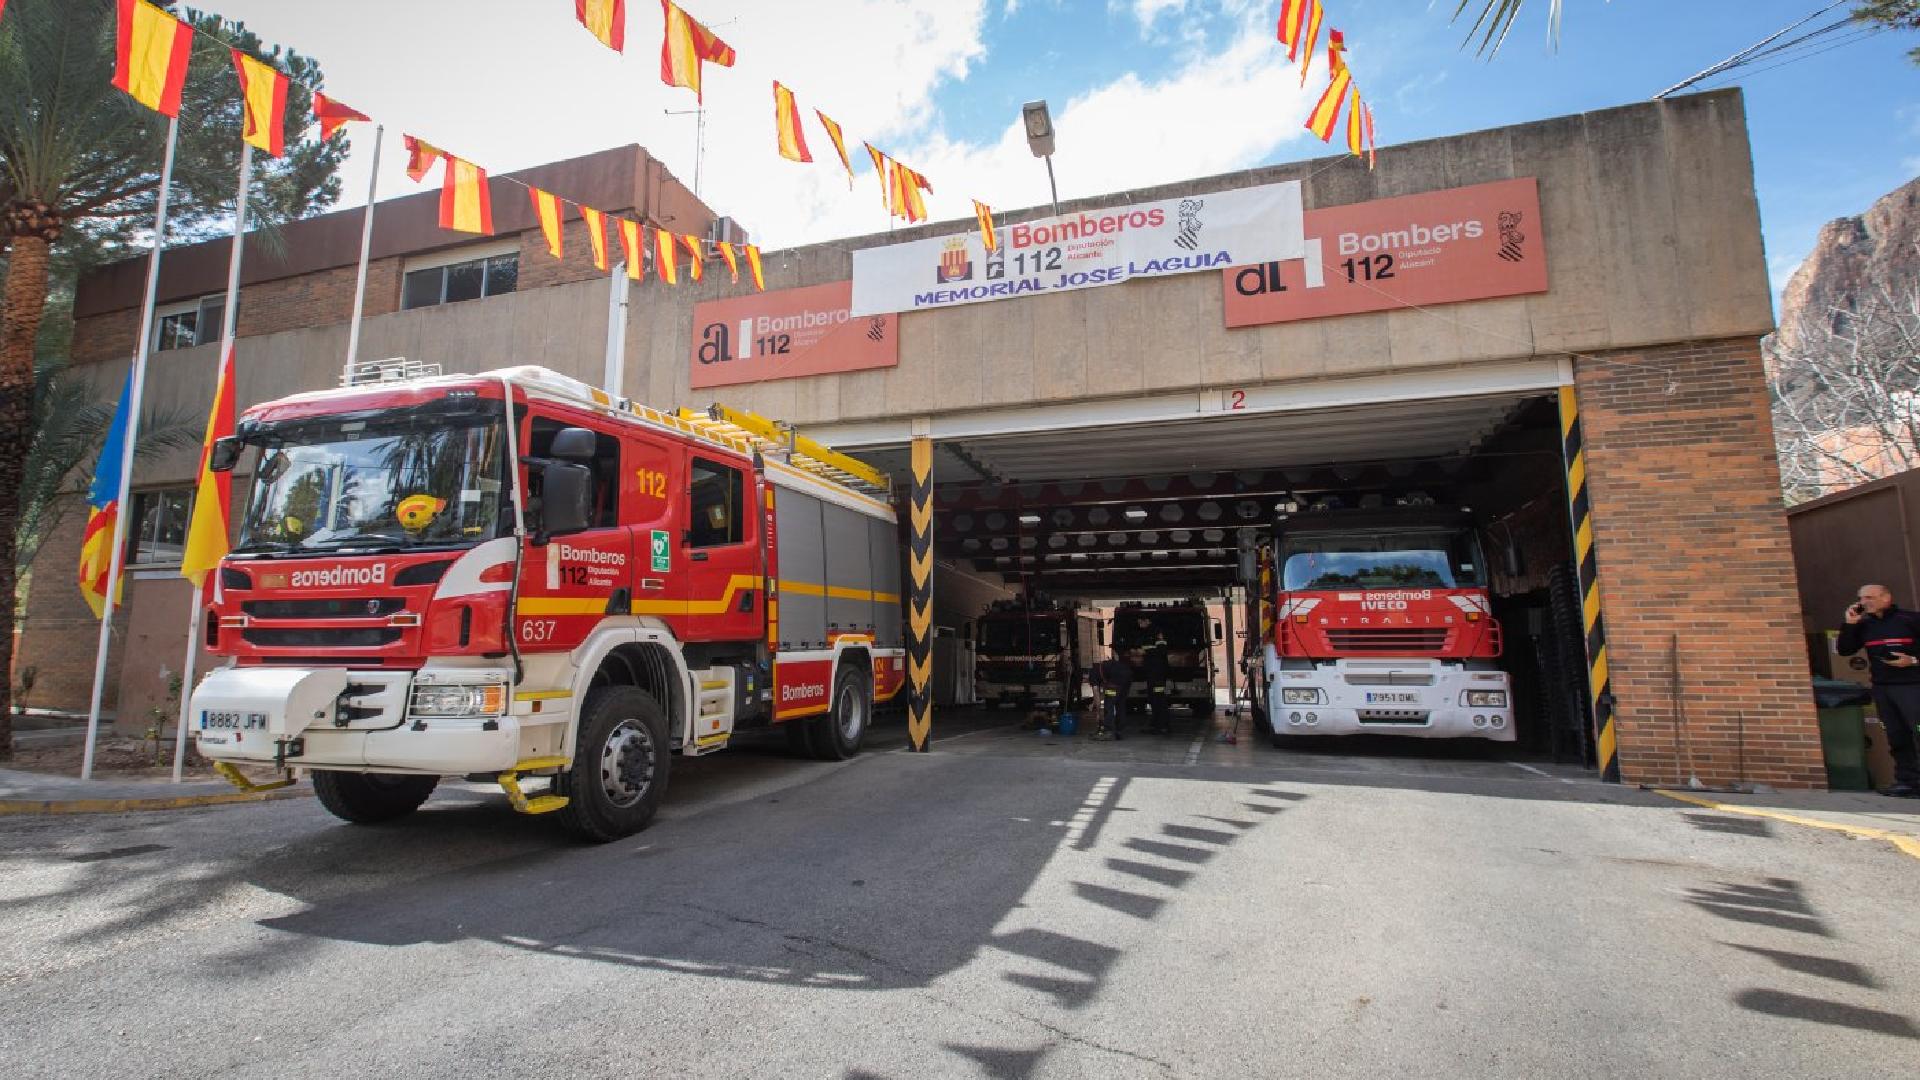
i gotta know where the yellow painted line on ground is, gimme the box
[0,787,309,816]
[1651,788,1920,863]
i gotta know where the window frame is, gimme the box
[688,457,747,548]
[152,294,230,352]
[125,487,196,568]
[400,240,521,312]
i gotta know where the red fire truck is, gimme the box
[189,366,906,840]
[1250,506,1512,744]
[972,598,1101,709]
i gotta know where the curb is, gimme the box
[0,785,309,816]
[1652,788,1920,863]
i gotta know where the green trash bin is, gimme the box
[1813,678,1872,791]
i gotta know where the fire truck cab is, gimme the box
[189,366,905,840]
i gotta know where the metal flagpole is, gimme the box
[604,262,629,393]
[171,143,253,783]
[342,124,383,381]
[82,117,182,780]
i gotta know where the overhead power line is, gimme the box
[1653,1,1853,99]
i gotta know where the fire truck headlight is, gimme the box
[1281,688,1324,705]
[410,682,507,718]
[1463,690,1508,708]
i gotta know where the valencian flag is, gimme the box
[618,218,647,280]
[403,135,443,182]
[312,92,370,141]
[440,156,493,235]
[582,206,611,271]
[660,0,735,103]
[816,109,853,186]
[744,245,765,292]
[973,200,998,252]
[78,373,135,618]
[1305,68,1351,142]
[654,227,680,284]
[680,234,705,281]
[773,82,811,163]
[112,0,194,118]
[1298,0,1324,86]
[865,143,891,213]
[716,240,740,283]
[576,0,625,52]
[230,51,291,157]
[1345,86,1364,156]
[180,345,237,590]
[529,188,565,259]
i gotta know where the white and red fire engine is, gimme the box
[189,366,905,839]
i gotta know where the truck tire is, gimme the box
[554,686,670,842]
[312,770,438,825]
[812,663,872,761]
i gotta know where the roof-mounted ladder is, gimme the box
[675,405,891,498]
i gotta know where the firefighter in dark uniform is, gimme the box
[1090,646,1131,741]
[1837,583,1920,798]
[1137,616,1174,737]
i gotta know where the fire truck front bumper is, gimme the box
[190,664,524,775]
[978,678,1067,704]
[1266,657,1515,741]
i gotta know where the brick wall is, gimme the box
[1575,337,1823,788]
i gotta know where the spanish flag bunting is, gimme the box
[576,0,625,52]
[660,0,736,103]
[815,109,854,187]
[654,227,680,284]
[230,51,291,158]
[180,344,237,590]
[529,187,565,259]
[439,156,494,235]
[1277,0,1306,59]
[1363,101,1377,169]
[1345,86,1364,156]
[973,200,998,252]
[773,82,812,163]
[582,206,610,271]
[616,218,646,280]
[680,234,705,281]
[1305,68,1350,142]
[744,244,765,292]
[112,0,193,118]
[865,143,891,213]
[312,92,370,141]
[716,240,740,283]
[1298,0,1323,86]
[403,135,443,182]
[78,372,134,618]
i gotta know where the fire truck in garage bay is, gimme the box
[972,598,1101,709]
[1250,506,1513,744]
[189,366,905,840]
[1110,600,1221,717]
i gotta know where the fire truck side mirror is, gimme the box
[550,426,597,462]
[209,436,243,473]
[542,462,594,537]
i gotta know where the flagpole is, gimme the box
[82,116,181,780]
[343,124,383,382]
[170,143,253,783]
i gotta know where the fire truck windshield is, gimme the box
[978,618,1065,655]
[1111,613,1208,648]
[235,411,507,553]
[1280,529,1484,590]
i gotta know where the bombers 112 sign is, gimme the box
[849,181,1306,316]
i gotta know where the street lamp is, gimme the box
[1023,99,1059,220]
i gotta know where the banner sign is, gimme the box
[850,180,1305,316]
[1222,178,1547,328]
[690,281,897,389]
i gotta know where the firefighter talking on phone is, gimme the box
[1837,583,1920,798]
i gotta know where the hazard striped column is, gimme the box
[1558,385,1620,782]
[906,437,935,752]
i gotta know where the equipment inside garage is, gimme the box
[855,386,1598,768]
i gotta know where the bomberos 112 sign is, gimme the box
[850,181,1305,316]
[690,281,897,390]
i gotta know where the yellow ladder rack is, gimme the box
[675,405,891,497]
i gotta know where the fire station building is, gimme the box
[19,89,1821,788]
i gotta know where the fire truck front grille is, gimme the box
[243,598,405,619]
[1322,627,1451,653]
[243,627,403,648]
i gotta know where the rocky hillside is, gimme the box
[1773,176,1920,354]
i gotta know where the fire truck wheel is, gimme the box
[555,686,670,841]
[814,664,873,761]
[311,770,438,825]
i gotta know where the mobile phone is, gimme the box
[1850,603,1866,616]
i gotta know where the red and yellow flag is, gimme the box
[865,143,891,213]
[618,218,647,280]
[581,206,610,270]
[1345,86,1364,156]
[180,344,237,590]
[1298,0,1324,86]
[681,234,705,281]
[1305,68,1350,142]
[1328,27,1347,75]
[655,227,680,284]
[973,200,998,252]
[439,156,493,235]
[1363,101,1377,169]
[576,0,625,52]
[716,240,741,283]
[891,161,931,223]
[1277,0,1306,58]
[744,245,765,292]
[530,187,565,259]
[229,51,291,158]
[112,0,193,118]
[773,82,812,163]
[660,0,735,103]
[403,135,443,182]
[815,109,853,186]
[312,92,369,141]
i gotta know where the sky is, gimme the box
[202,0,1920,303]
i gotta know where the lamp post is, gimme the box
[1023,99,1059,219]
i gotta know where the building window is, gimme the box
[126,489,194,566]
[154,295,229,352]
[689,459,745,547]
[402,251,519,311]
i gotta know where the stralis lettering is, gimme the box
[290,564,387,589]
[558,544,626,566]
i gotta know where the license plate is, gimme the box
[1366,692,1418,704]
[201,710,268,731]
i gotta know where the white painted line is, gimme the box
[1184,733,1206,766]
[1064,776,1119,847]
[1506,761,1553,779]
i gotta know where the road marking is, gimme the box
[1651,789,1920,863]
[1065,776,1120,848]
[1507,762,1552,778]
[1183,732,1206,766]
